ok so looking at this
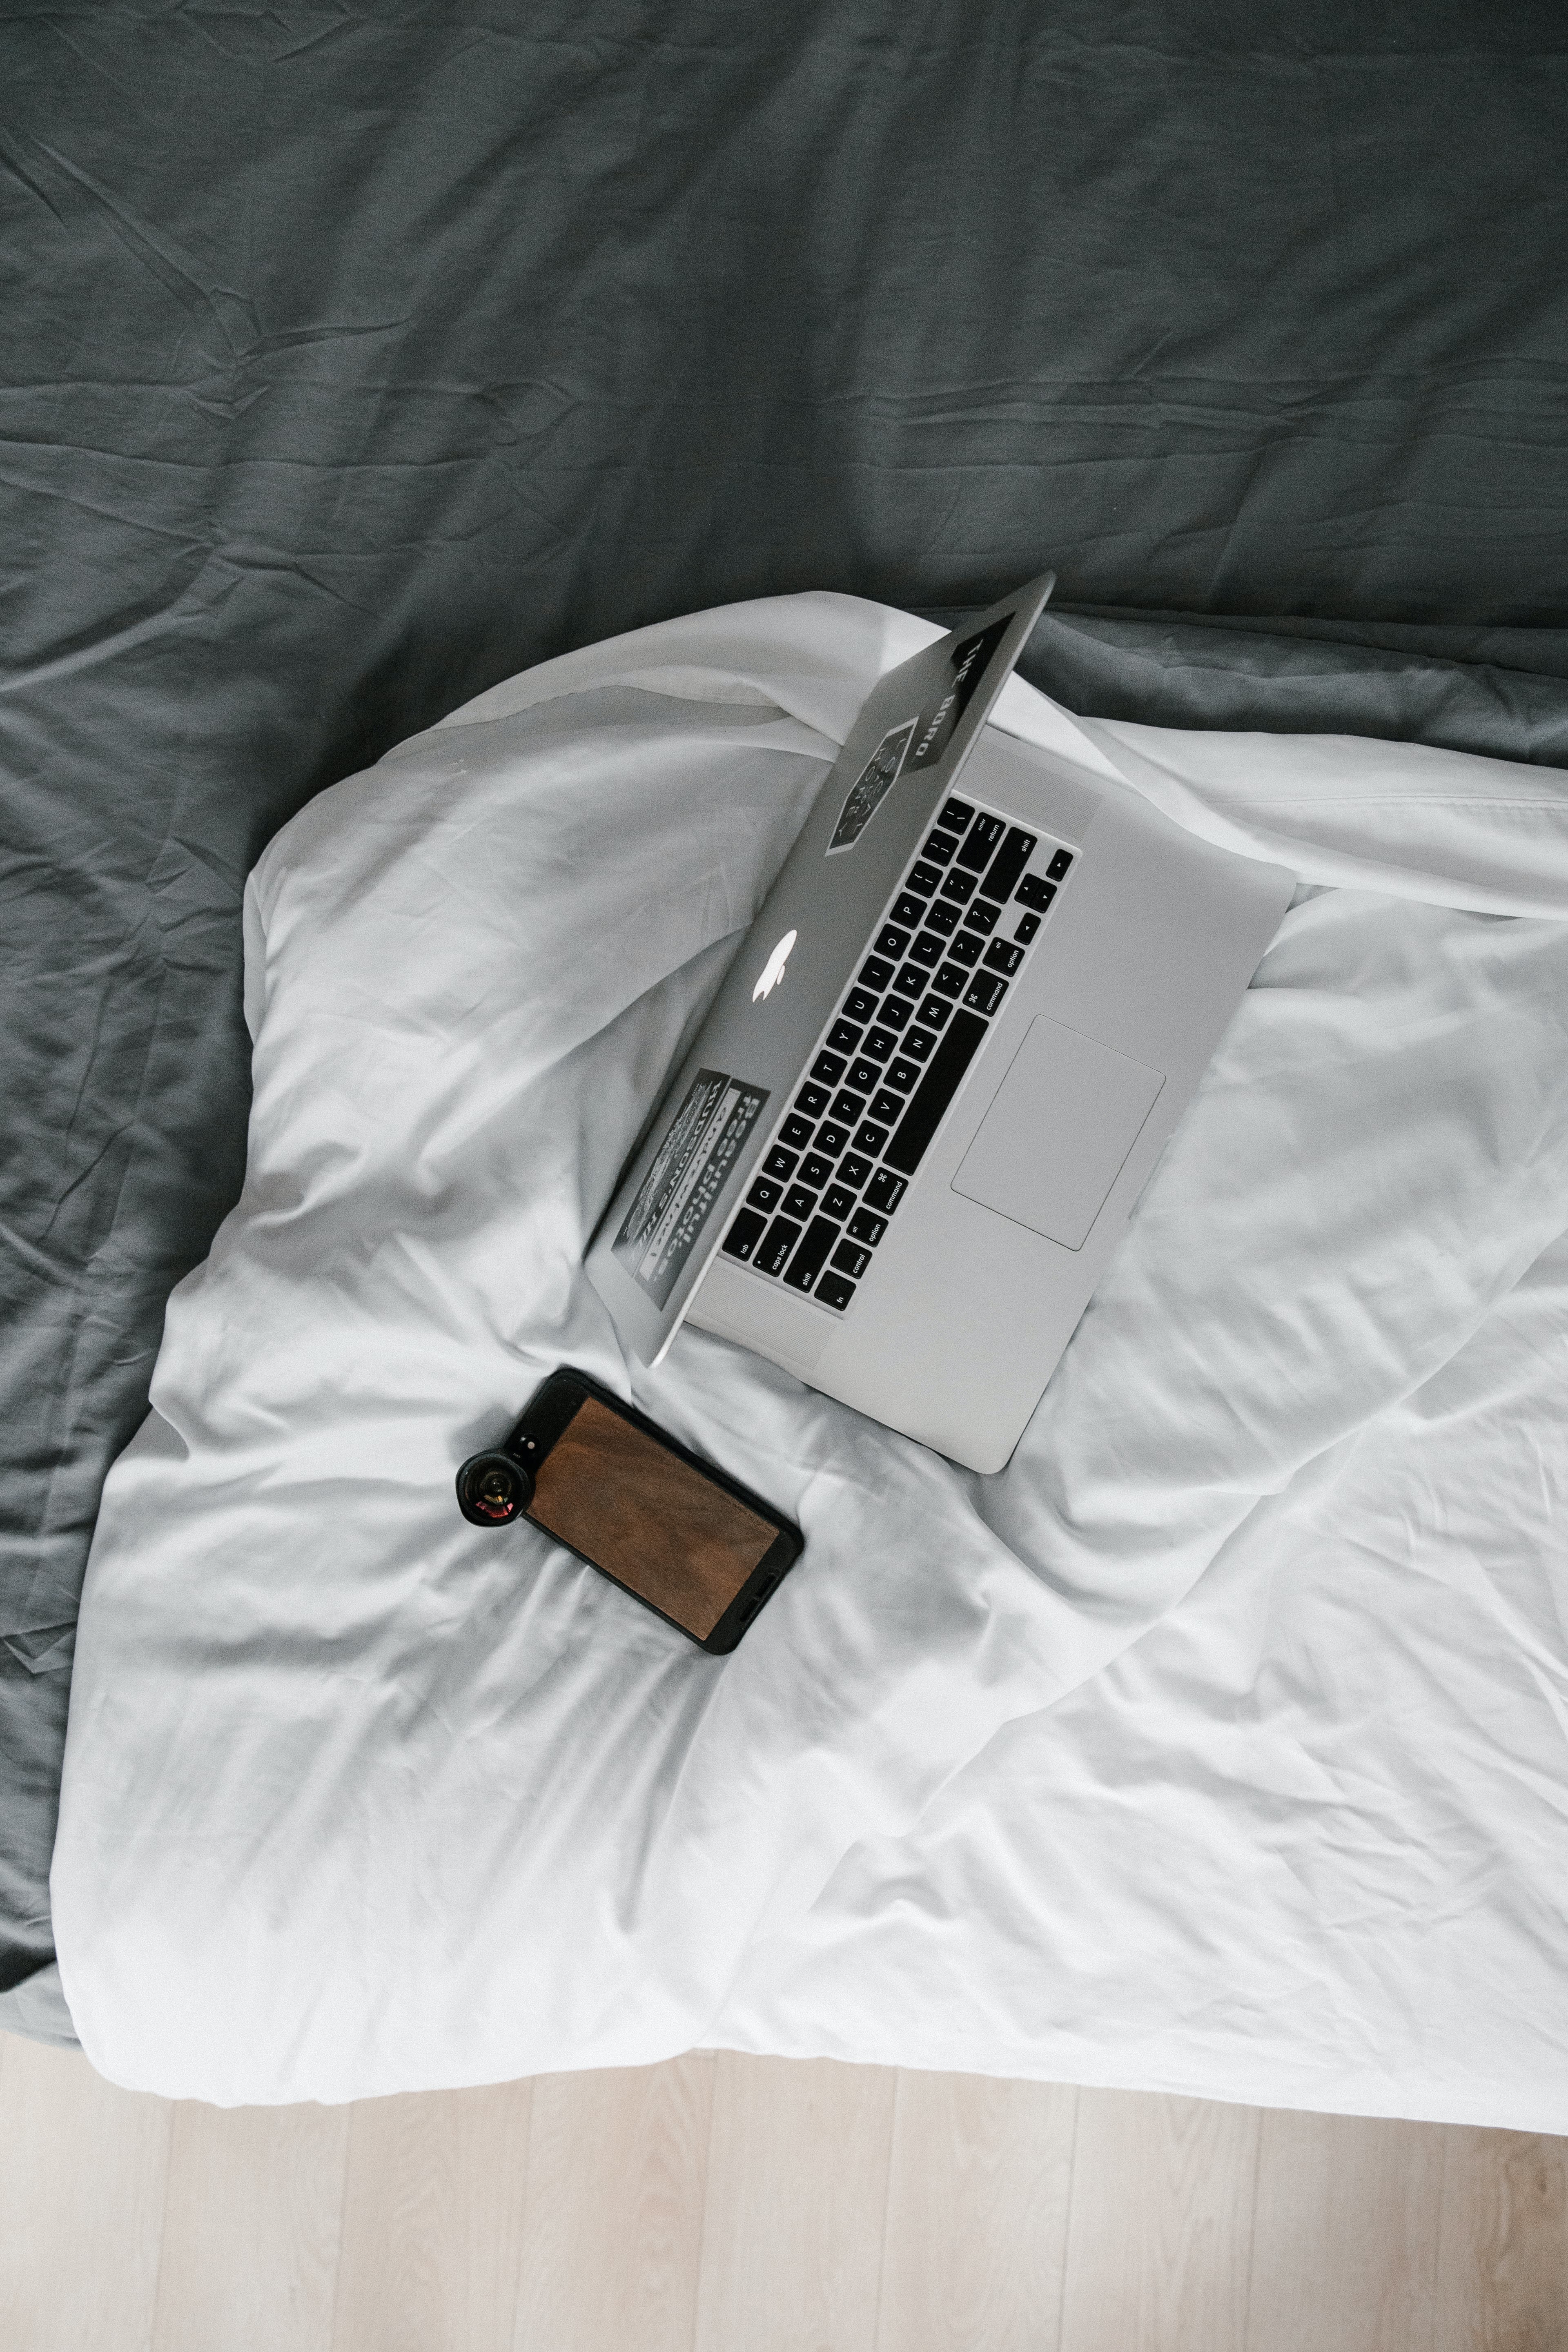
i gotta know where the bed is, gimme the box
[5,1,1568,2108]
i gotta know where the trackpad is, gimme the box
[951,1017,1165,1251]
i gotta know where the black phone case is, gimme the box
[499,1368,802,1654]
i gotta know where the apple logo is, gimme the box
[753,928,797,1002]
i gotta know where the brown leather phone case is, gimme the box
[507,1370,801,1653]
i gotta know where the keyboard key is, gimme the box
[843,986,880,1025]
[827,1018,862,1055]
[924,898,960,936]
[886,1057,920,1091]
[932,964,965,998]
[756,1215,801,1276]
[848,1206,887,1246]
[783,1214,841,1293]
[863,1025,898,1060]
[964,971,1008,1015]
[722,1207,767,1261]
[961,898,998,936]
[878,995,912,1030]
[907,861,942,896]
[783,1182,818,1221]
[853,1120,889,1156]
[1016,874,1057,912]
[763,1145,798,1181]
[830,1089,866,1125]
[904,1024,938,1061]
[865,1169,907,1214]
[822,1182,858,1219]
[780,1112,815,1150]
[795,1081,831,1118]
[869,1089,902,1125]
[1014,911,1041,943]
[885,1009,988,1177]
[815,1120,851,1156]
[747,1176,782,1212]
[811,1049,846,1085]
[891,892,925,928]
[979,825,1037,905]
[921,828,958,865]
[939,797,975,833]
[940,867,976,904]
[875,923,911,959]
[1046,846,1074,880]
[839,1152,875,1188]
[984,938,1024,975]
[948,930,982,967]
[893,964,926,998]
[800,1151,834,1188]
[847,1057,881,1092]
[860,954,895,991]
[957,811,1006,871]
[831,1239,873,1280]
[815,1269,857,1311]
[910,932,943,968]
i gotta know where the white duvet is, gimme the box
[52,596,1568,2118]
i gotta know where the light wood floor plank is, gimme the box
[0,2035,173,2352]
[876,2069,1078,2352]
[1246,2107,1448,2352]
[694,2052,898,2352]
[1432,2125,1568,2352]
[6,2031,1568,2350]
[1058,2088,1261,2352]
[151,2095,350,2352]
[512,2056,713,2352]
[331,2078,532,2352]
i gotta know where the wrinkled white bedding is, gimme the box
[52,596,1568,2114]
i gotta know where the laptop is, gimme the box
[586,576,1294,1472]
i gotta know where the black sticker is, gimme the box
[903,616,1012,773]
[614,1069,769,1305]
[827,717,918,853]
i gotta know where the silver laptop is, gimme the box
[586,577,1293,1472]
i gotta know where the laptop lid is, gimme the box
[586,574,1058,1365]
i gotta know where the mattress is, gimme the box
[5,0,1568,2047]
[49,597,1568,2116]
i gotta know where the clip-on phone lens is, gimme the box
[456,1450,535,1526]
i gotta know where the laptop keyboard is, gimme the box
[718,796,1075,1316]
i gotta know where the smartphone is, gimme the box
[455,1368,802,1654]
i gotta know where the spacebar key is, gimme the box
[884,1011,988,1177]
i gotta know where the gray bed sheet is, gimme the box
[3,0,1566,2041]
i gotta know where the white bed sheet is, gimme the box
[717,1225,1568,2132]
[51,596,1568,2114]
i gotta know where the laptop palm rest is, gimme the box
[951,1016,1165,1252]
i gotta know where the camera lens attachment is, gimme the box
[456,1450,535,1527]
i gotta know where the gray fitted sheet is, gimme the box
[2,0,1566,2038]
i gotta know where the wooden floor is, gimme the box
[2,2034,1565,2351]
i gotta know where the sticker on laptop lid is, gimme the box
[614,1068,769,1306]
[824,612,1016,857]
[826,718,917,854]
[902,614,1012,773]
